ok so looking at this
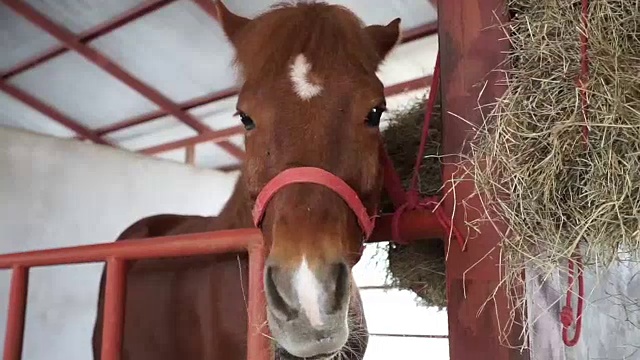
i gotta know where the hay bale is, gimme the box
[380,92,447,308]
[469,0,640,293]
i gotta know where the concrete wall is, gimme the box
[0,127,240,360]
[527,247,640,360]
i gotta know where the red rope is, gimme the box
[561,0,588,347]
[561,254,584,346]
[389,53,466,251]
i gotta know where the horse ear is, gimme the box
[215,1,250,46]
[364,18,402,60]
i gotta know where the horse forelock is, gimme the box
[231,2,380,86]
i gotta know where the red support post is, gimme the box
[1,0,244,160]
[100,258,127,360]
[2,266,29,360]
[247,240,270,360]
[438,0,529,359]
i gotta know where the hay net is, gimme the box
[468,0,640,328]
[379,87,449,309]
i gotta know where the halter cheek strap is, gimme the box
[251,167,376,240]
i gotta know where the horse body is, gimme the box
[92,2,401,359]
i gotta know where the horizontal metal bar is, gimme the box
[139,125,244,155]
[0,208,442,269]
[368,210,442,243]
[0,229,262,269]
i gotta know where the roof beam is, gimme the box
[0,81,112,145]
[2,0,244,160]
[399,21,438,43]
[139,125,244,155]
[384,75,432,97]
[1,0,176,80]
[95,87,239,136]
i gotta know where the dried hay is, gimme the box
[380,92,448,309]
[467,0,640,331]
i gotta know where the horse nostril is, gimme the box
[330,262,350,314]
[265,265,299,321]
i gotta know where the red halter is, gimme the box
[251,167,376,239]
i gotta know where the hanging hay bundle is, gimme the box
[379,93,448,309]
[469,0,640,295]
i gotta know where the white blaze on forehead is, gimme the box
[289,54,323,100]
[293,257,324,327]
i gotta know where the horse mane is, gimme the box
[232,1,382,83]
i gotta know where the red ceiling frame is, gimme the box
[139,125,244,155]
[92,22,438,138]
[95,87,239,136]
[1,0,245,160]
[0,81,112,145]
[1,0,437,166]
[0,0,177,80]
[2,0,438,140]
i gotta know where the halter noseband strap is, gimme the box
[251,167,376,239]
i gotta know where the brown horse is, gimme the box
[92,1,401,359]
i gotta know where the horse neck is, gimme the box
[216,173,254,230]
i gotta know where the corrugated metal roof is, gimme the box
[24,0,145,34]
[0,3,59,71]
[90,1,240,103]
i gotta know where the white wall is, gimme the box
[0,127,240,360]
[526,247,640,360]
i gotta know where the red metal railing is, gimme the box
[0,210,442,360]
[0,229,269,360]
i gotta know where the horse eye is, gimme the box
[238,112,256,131]
[364,106,385,127]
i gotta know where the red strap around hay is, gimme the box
[389,53,466,251]
[561,0,588,347]
[252,167,376,240]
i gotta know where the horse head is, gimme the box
[215,1,401,358]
